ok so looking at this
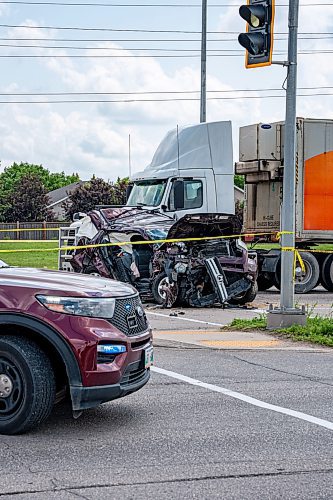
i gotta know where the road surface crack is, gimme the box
[2,468,333,496]
[229,353,333,388]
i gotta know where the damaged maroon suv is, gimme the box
[0,263,153,435]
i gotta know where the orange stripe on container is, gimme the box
[304,151,333,230]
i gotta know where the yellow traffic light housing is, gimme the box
[238,0,275,68]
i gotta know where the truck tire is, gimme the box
[257,273,274,291]
[294,251,320,294]
[0,336,56,435]
[321,254,333,291]
[273,252,320,294]
[228,281,258,305]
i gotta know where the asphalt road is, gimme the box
[1,327,333,499]
[145,286,333,333]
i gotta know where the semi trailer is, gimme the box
[236,118,333,293]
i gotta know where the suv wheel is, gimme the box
[152,273,178,307]
[0,336,56,435]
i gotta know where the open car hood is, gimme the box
[165,214,242,242]
[88,207,174,241]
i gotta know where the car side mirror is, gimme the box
[173,180,185,210]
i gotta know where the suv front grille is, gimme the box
[109,295,149,336]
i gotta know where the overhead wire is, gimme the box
[0,36,332,41]
[0,1,332,6]
[1,86,333,96]
[0,51,332,57]
[1,93,333,104]
[2,24,333,35]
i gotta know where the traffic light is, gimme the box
[238,0,275,69]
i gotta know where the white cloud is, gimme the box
[1,4,333,180]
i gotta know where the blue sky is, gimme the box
[0,1,332,181]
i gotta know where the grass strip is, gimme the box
[224,314,333,347]
[0,241,58,269]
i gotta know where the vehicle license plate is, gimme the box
[145,345,154,368]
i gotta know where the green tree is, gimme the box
[234,175,245,190]
[63,177,129,220]
[3,173,54,222]
[0,162,80,197]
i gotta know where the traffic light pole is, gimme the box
[280,0,299,311]
[267,0,306,328]
[200,0,207,123]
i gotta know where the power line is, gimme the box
[0,43,331,52]
[1,50,333,58]
[0,24,217,33]
[0,1,331,6]
[0,37,204,41]
[0,54,280,57]
[0,44,264,51]
[0,86,332,96]
[2,24,333,35]
[0,35,333,44]
[1,93,333,104]
[0,36,332,42]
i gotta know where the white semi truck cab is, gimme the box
[126,121,235,218]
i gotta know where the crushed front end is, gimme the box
[152,214,258,308]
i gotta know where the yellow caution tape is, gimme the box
[275,231,294,240]
[0,229,332,262]
[281,246,306,279]
[0,231,281,254]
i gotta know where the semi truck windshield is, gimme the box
[127,180,167,207]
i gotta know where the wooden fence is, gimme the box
[0,222,71,240]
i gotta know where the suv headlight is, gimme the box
[36,295,116,318]
[174,262,188,274]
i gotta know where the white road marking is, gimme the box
[146,311,225,327]
[152,366,333,431]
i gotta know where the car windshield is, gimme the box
[127,180,167,207]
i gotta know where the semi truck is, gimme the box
[235,118,333,293]
[126,120,235,217]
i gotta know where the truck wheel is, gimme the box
[228,281,258,305]
[294,252,320,294]
[273,258,281,290]
[257,273,274,291]
[321,254,333,291]
[0,336,56,435]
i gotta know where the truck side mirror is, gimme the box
[126,184,133,201]
[173,180,185,210]
[73,212,87,221]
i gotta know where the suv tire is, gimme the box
[0,336,56,435]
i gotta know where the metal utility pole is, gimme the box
[200,0,207,123]
[267,0,306,328]
[280,0,299,310]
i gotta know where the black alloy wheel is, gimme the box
[0,336,56,435]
